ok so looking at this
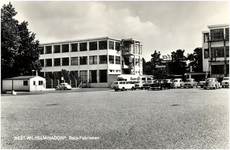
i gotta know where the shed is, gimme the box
[2,76,46,92]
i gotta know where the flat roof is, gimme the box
[208,23,229,29]
[40,37,121,45]
[4,76,43,80]
[40,37,142,45]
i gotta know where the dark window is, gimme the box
[23,81,28,86]
[227,65,229,74]
[211,65,224,74]
[62,57,69,66]
[80,70,87,82]
[89,56,97,65]
[46,59,52,67]
[109,55,114,64]
[71,43,78,52]
[40,59,44,67]
[46,46,52,54]
[80,56,87,65]
[211,47,224,58]
[226,28,229,41]
[210,29,224,41]
[204,49,209,58]
[99,70,107,82]
[80,42,87,51]
[226,46,229,57]
[39,46,44,54]
[33,81,36,85]
[54,58,61,66]
[39,81,43,85]
[99,41,107,50]
[62,44,69,53]
[89,41,97,50]
[204,33,209,43]
[99,55,107,64]
[89,70,97,83]
[71,57,78,65]
[109,41,114,50]
[54,45,60,53]
[115,42,120,50]
[115,56,120,64]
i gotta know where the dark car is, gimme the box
[150,79,169,90]
[142,79,155,90]
[162,79,172,89]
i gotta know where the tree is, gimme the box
[150,50,166,78]
[1,2,41,79]
[187,48,203,72]
[169,49,187,76]
[1,2,20,78]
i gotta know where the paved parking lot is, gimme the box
[1,88,229,149]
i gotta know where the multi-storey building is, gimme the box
[202,24,229,78]
[39,37,143,88]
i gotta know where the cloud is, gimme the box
[3,1,228,61]
[10,1,159,45]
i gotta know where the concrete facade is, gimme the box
[39,37,143,88]
[202,24,229,78]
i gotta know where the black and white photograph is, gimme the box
[1,0,229,149]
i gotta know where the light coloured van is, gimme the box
[111,81,136,91]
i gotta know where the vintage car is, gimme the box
[198,78,207,88]
[183,78,198,88]
[142,80,155,90]
[203,78,221,89]
[56,83,72,90]
[149,79,171,90]
[171,78,184,88]
[221,77,229,88]
[162,79,173,89]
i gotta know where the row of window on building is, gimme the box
[45,70,108,83]
[40,55,122,67]
[40,40,120,54]
[204,46,229,58]
[23,80,44,86]
[211,65,229,74]
[204,28,229,42]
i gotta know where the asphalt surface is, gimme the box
[1,88,229,149]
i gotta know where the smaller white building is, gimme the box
[2,76,46,92]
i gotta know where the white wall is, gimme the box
[29,77,46,91]
[2,80,13,91]
[2,80,29,91]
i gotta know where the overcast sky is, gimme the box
[1,1,229,60]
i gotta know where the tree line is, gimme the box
[142,48,203,79]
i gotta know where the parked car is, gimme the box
[203,78,221,89]
[171,78,184,88]
[198,78,207,88]
[221,77,229,88]
[149,79,171,90]
[56,83,72,90]
[184,78,198,88]
[150,80,163,90]
[142,80,155,90]
[111,81,136,91]
[162,79,173,89]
